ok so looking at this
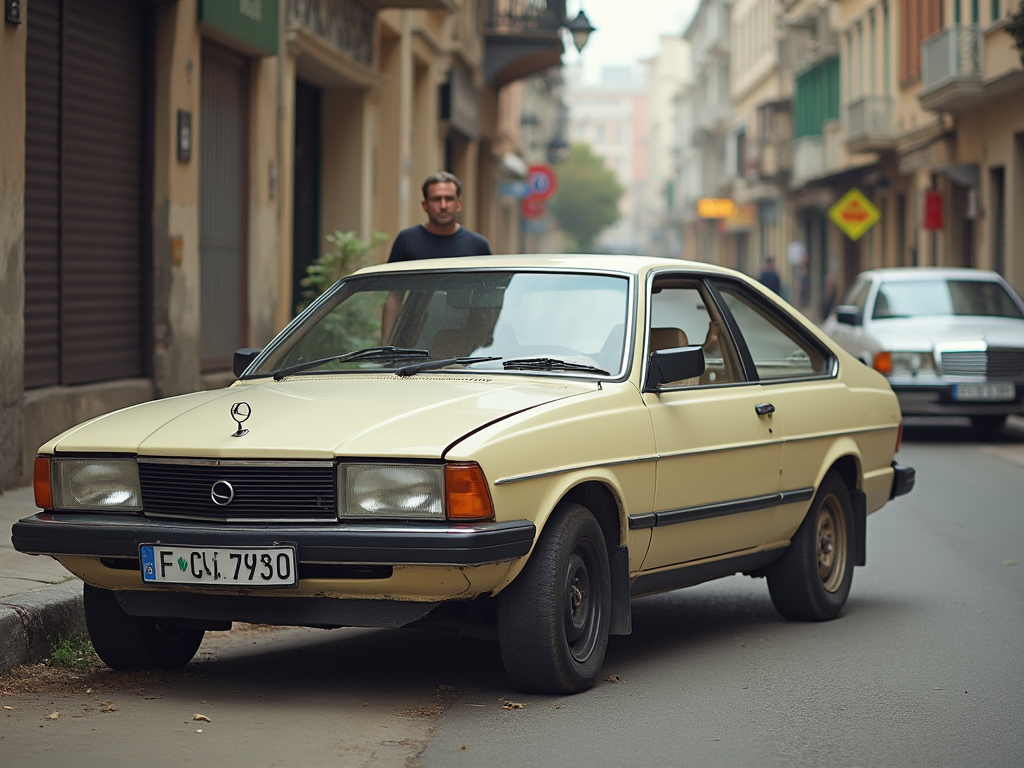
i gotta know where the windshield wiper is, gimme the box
[273,346,429,380]
[396,356,502,377]
[502,357,609,375]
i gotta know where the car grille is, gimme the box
[940,348,1024,379]
[138,459,337,522]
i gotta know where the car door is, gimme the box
[638,276,783,571]
[710,278,840,548]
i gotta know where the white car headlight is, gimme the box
[50,458,142,512]
[340,464,444,520]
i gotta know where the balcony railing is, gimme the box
[792,135,824,184]
[484,0,566,87]
[919,25,984,111]
[922,25,982,89]
[844,94,896,152]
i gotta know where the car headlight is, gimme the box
[874,351,934,377]
[45,457,142,512]
[338,462,494,521]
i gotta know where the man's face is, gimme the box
[422,182,462,227]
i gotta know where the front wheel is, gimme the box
[767,471,854,621]
[84,584,205,670]
[497,503,611,694]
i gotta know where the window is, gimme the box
[715,282,831,380]
[648,280,743,387]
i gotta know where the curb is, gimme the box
[0,580,86,672]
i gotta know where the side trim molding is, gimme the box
[627,487,815,530]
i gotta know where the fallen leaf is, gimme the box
[552,704,562,709]
[501,701,524,710]
[100,702,117,713]
[195,729,203,734]
[461,745,467,750]
[1004,560,1018,566]
[604,674,623,683]
[85,688,93,694]
[143,695,162,700]
[438,684,455,691]
[3,706,13,710]
[193,713,211,722]
[47,712,59,720]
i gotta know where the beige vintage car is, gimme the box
[14,255,914,694]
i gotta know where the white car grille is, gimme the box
[940,349,1024,379]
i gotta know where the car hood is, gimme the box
[867,316,1024,350]
[48,375,592,459]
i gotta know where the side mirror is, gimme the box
[644,346,705,392]
[233,348,262,378]
[835,305,861,326]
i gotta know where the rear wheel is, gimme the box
[767,471,854,621]
[497,503,611,694]
[84,584,204,670]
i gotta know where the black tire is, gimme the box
[497,503,611,694]
[767,471,854,621]
[84,584,205,671]
[970,414,1007,435]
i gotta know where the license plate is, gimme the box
[953,383,1016,402]
[140,544,298,587]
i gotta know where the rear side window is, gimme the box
[715,282,831,381]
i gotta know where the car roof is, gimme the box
[861,267,1005,282]
[354,253,741,278]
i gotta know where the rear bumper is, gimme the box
[12,512,536,567]
[890,461,916,499]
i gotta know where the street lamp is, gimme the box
[564,9,596,53]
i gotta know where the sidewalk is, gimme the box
[0,485,85,672]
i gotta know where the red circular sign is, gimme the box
[526,165,557,201]
[521,197,547,220]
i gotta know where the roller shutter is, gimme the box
[23,0,147,388]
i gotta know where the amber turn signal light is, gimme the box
[34,456,53,509]
[873,351,892,375]
[445,463,494,521]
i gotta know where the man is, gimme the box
[382,172,491,341]
[758,255,782,295]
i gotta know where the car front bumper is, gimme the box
[891,381,1024,417]
[12,512,536,567]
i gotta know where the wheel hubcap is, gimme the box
[817,495,847,593]
[563,547,600,662]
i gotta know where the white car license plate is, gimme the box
[953,383,1016,402]
[140,544,298,587]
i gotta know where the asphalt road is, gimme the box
[2,419,1022,768]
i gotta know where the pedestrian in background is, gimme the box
[758,255,782,295]
[382,171,491,341]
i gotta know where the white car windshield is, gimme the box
[254,271,631,378]
[872,279,1024,320]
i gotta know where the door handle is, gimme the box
[755,402,775,416]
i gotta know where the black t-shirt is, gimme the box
[387,225,492,263]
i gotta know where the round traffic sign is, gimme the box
[526,165,557,201]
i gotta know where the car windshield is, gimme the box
[871,279,1024,320]
[251,271,631,378]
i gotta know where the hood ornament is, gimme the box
[230,402,251,437]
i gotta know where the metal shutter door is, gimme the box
[199,42,248,368]
[23,0,62,388]
[60,0,145,384]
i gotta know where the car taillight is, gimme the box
[873,352,892,375]
[34,456,53,509]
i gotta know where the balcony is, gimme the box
[792,135,824,185]
[919,25,983,112]
[755,100,792,180]
[844,94,896,153]
[484,0,566,88]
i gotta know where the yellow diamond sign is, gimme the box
[828,188,881,241]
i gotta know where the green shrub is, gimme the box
[48,635,97,669]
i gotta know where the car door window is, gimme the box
[648,279,743,386]
[715,282,831,381]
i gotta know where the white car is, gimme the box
[823,267,1024,432]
